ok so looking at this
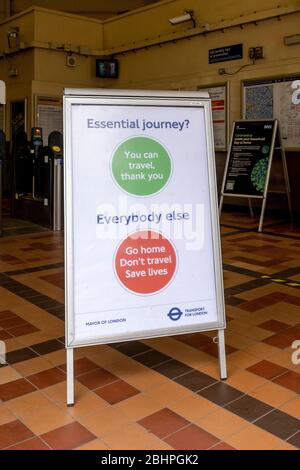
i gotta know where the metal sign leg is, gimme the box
[248,198,254,218]
[258,197,267,233]
[219,195,224,215]
[218,329,227,380]
[66,348,74,406]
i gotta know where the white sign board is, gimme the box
[37,104,63,145]
[0,81,5,104]
[198,85,227,150]
[64,89,225,349]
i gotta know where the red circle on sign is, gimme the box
[114,230,177,295]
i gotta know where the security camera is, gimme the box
[169,10,195,27]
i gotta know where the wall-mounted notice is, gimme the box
[64,89,226,348]
[244,77,300,149]
[222,120,276,197]
[199,85,227,150]
[37,97,63,145]
[209,44,243,64]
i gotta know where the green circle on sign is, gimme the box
[111,137,172,196]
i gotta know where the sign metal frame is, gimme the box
[219,119,292,232]
[64,89,227,405]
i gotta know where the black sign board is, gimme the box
[222,121,276,197]
[209,44,243,64]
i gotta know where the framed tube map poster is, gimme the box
[64,89,226,348]
[243,76,300,149]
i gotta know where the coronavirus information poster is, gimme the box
[222,121,276,196]
[64,89,225,348]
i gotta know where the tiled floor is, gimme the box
[0,212,299,450]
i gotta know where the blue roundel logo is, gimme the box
[168,307,183,321]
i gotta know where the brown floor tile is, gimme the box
[0,420,34,449]
[247,360,288,380]
[0,310,18,321]
[0,330,13,340]
[200,342,237,357]
[153,359,193,379]
[95,379,140,404]
[258,320,290,333]
[41,422,96,450]
[7,437,50,450]
[176,333,211,348]
[263,334,295,349]
[40,273,64,289]
[27,367,65,389]
[59,358,100,377]
[77,368,118,390]
[174,370,217,392]
[255,410,300,440]
[31,339,65,355]
[198,382,244,407]
[288,431,300,449]
[212,442,236,450]
[134,350,170,368]
[5,347,39,365]
[0,378,36,401]
[0,317,28,329]
[225,395,273,422]
[115,341,152,357]
[8,324,39,337]
[138,408,190,439]
[164,423,219,450]
[273,371,300,393]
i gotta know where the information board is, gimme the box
[222,120,276,197]
[64,89,226,350]
[37,97,63,145]
[243,77,300,149]
[209,44,243,64]
[198,85,227,150]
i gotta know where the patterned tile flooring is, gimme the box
[0,212,299,450]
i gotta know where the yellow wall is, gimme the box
[33,9,104,50]
[0,1,300,138]
[0,0,153,21]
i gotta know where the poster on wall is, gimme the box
[222,120,276,197]
[0,105,4,131]
[64,89,225,348]
[244,77,300,149]
[11,100,26,139]
[198,85,227,150]
[37,97,63,145]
